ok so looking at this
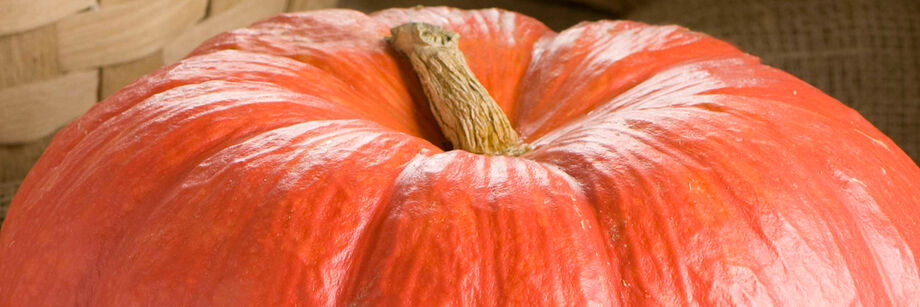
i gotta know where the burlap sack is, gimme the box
[565,0,644,15]
[627,0,919,163]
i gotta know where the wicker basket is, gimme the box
[0,0,338,220]
[0,0,337,143]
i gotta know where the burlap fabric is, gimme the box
[566,0,645,15]
[628,0,919,163]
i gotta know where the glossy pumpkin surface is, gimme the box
[2,7,920,306]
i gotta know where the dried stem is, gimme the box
[389,22,528,156]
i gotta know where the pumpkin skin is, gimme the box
[2,7,920,306]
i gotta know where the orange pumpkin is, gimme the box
[1,7,919,306]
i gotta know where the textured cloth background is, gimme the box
[628,0,920,163]
[567,0,645,15]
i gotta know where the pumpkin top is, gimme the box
[1,7,919,306]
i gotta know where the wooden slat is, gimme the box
[162,0,287,64]
[98,0,141,6]
[57,0,208,70]
[0,0,95,35]
[288,0,339,12]
[209,0,246,15]
[101,51,164,99]
[0,24,60,89]
[0,70,98,143]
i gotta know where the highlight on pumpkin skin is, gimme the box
[388,22,530,156]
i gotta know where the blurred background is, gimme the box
[1,0,917,220]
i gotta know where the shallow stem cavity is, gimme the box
[389,22,528,156]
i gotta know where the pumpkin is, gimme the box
[2,7,920,306]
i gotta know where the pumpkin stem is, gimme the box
[389,22,528,156]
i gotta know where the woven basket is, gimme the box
[0,0,337,143]
[0,0,338,221]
